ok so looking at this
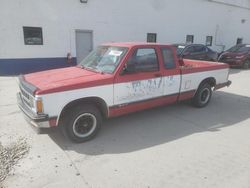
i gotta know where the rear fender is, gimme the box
[194,77,216,96]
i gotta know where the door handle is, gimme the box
[154,73,162,77]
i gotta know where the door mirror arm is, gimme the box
[121,61,136,75]
[120,64,128,75]
[178,58,184,66]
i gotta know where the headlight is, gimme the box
[35,98,43,114]
[235,55,245,59]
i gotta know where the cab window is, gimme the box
[129,48,159,72]
[161,48,176,69]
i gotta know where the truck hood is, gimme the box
[24,66,113,95]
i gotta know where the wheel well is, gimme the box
[194,77,216,96]
[193,77,216,97]
[57,97,108,126]
[199,77,216,88]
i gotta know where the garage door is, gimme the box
[75,30,93,64]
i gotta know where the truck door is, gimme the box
[160,47,181,101]
[113,47,164,108]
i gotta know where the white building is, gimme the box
[0,0,250,75]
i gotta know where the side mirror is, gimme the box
[121,61,136,75]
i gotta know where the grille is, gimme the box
[20,87,30,100]
[20,86,34,108]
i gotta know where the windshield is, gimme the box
[227,45,250,53]
[79,46,128,73]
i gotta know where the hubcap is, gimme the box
[200,88,210,104]
[72,113,97,138]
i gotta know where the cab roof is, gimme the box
[102,42,172,48]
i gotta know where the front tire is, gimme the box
[192,83,212,108]
[242,59,250,69]
[63,105,102,143]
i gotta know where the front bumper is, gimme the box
[17,92,50,128]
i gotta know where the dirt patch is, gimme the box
[0,137,30,183]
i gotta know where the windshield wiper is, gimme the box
[80,65,104,74]
[80,65,87,69]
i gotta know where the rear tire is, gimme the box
[192,83,212,108]
[62,104,102,143]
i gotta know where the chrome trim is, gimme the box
[18,75,37,94]
[17,93,48,122]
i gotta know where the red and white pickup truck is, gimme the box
[17,43,231,142]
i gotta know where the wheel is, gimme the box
[192,83,212,108]
[62,104,102,143]
[242,59,250,69]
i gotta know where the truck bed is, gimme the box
[180,59,229,74]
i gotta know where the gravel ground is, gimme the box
[0,138,29,183]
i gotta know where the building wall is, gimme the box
[0,0,250,74]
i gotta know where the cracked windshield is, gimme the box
[79,46,127,73]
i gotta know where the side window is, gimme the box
[194,45,206,52]
[23,26,43,45]
[207,47,213,52]
[186,35,194,44]
[236,38,243,45]
[131,48,159,72]
[147,33,157,43]
[184,46,195,53]
[202,46,209,52]
[206,36,213,46]
[161,48,176,69]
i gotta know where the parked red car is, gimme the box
[218,44,250,69]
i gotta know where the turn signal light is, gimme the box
[36,99,43,113]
